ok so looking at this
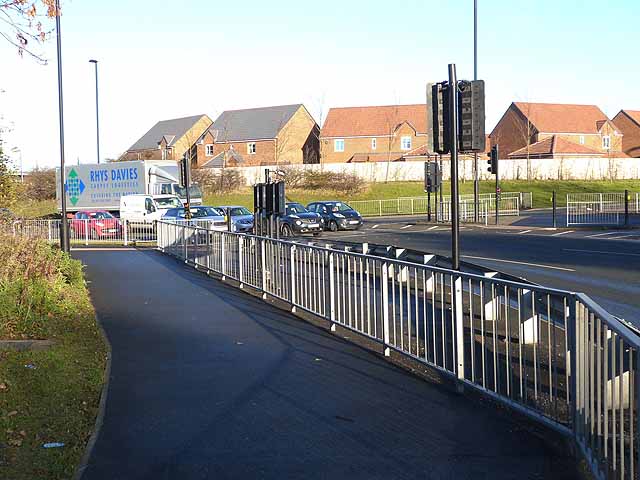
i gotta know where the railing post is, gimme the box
[182,224,186,260]
[379,200,382,216]
[123,219,128,246]
[84,219,89,245]
[381,261,390,357]
[221,233,226,279]
[568,298,578,441]
[261,240,267,298]
[329,251,336,331]
[238,236,244,286]
[290,244,296,312]
[454,275,465,381]
[411,198,414,215]
[624,189,630,227]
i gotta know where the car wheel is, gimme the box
[329,220,338,232]
[281,224,292,238]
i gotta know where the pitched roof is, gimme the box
[618,110,640,127]
[210,104,302,142]
[321,104,427,138]
[128,114,209,151]
[512,102,610,134]
[508,135,603,158]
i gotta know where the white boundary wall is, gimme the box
[223,156,639,186]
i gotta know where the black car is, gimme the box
[279,202,322,237]
[307,201,363,231]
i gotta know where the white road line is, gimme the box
[401,224,413,229]
[603,235,639,240]
[371,224,379,229]
[428,226,438,230]
[585,232,620,238]
[517,230,532,235]
[461,255,576,272]
[330,233,368,239]
[563,248,640,257]
[71,247,139,251]
[551,230,574,236]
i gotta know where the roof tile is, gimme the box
[321,104,427,138]
[513,102,609,134]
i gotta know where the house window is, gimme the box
[401,136,412,151]
[602,135,611,149]
[247,142,256,155]
[579,135,585,145]
[371,138,377,150]
[334,139,345,152]
[205,144,214,156]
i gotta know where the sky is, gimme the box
[0,0,638,172]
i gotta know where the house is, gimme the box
[319,104,428,163]
[193,105,319,168]
[612,110,640,158]
[120,114,212,161]
[490,102,624,159]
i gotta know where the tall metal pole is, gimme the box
[473,0,479,223]
[448,64,460,270]
[55,0,69,253]
[89,59,100,164]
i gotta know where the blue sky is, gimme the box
[0,0,638,170]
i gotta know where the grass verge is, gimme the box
[0,232,108,479]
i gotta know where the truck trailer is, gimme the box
[56,160,203,213]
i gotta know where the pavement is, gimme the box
[316,218,640,327]
[75,249,579,480]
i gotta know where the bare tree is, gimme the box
[382,104,400,183]
[0,0,58,64]
[513,103,535,181]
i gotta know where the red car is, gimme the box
[70,211,122,239]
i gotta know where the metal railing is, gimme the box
[567,193,640,226]
[437,197,520,224]
[157,220,638,480]
[348,192,532,217]
[8,219,157,246]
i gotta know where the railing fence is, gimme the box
[567,192,640,226]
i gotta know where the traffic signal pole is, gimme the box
[448,64,460,271]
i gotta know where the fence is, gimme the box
[567,193,640,226]
[348,191,531,218]
[437,197,520,224]
[8,219,157,246]
[157,220,638,480]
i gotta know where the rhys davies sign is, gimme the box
[64,165,145,207]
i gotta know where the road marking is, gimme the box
[461,255,576,272]
[401,224,413,229]
[517,230,532,235]
[603,235,639,240]
[585,232,619,238]
[330,233,367,239]
[563,248,640,257]
[551,230,574,236]
[71,247,139,251]
[371,224,379,229]
[428,226,438,231]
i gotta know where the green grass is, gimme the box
[0,234,108,479]
[12,199,58,219]
[203,179,640,210]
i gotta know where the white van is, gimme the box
[120,194,182,225]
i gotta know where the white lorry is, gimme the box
[119,194,182,225]
[56,160,202,214]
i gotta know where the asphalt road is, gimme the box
[317,222,640,326]
[75,249,578,480]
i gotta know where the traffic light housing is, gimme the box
[487,145,499,175]
[427,82,450,154]
[424,161,441,192]
[458,80,486,153]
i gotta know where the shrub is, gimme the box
[21,167,56,200]
[192,168,244,195]
[300,170,366,195]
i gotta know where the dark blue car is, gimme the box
[307,201,363,231]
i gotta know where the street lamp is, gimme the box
[55,0,69,253]
[473,0,480,222]
[10,147,22,182]
[89,59,100,164]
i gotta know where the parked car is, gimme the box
[69,210,122,238]
[214,205,254,233]
[161,206,228,232]
[120,194,182,226]
[278,202,322,237]
[307,201,363,231]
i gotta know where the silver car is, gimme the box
[215,205,254,233]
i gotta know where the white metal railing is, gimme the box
[157,220,638,480]
[348,192,531,218]
[437,197,520,224]
[567,193,639,226]
[8,219,157,246]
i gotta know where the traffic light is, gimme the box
[424,161,441,192]
[179,155,191,187]
[427,82,450,154]
[458,80,486,152]
[487,145,499,175]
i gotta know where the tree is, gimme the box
[0,140,21,207]
[22,166,55,199]
[0,0,59,64]
[513,103,535,181]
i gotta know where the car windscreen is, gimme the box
[327,202,354,213]
[230,207,251,216]
[191,207,221,218]
[286,203,308,215]
[174,185,203,198]
[88,211,114,219]
[156,197,182,208]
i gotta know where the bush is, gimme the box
[192,168,244,195]
[270,167,366,195]
[21,167,56,200]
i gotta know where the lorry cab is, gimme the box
[153,182,203,206]
[120,194,182,224]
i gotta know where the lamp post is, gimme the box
[89,59,100,164]
[55,0,69,253]
[10,147,22,182]
[473,0,480,222]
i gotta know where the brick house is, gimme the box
[490,102,623,159]
[193,105,319,168]
[120,114,212,161]
[319,105,428,163]
[612,110,640,158]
